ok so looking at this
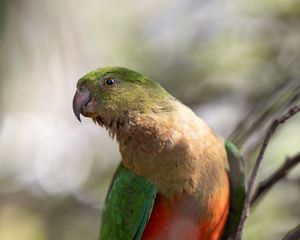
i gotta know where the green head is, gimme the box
[72,66,173,128]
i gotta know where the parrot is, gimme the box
[72,66,246,240]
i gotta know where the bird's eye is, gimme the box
[104,78,115,87]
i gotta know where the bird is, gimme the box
[72,66,246,240]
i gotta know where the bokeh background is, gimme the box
[0,0,300,239]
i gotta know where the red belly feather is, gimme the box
[142,175,230,240]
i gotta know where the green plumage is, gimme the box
[100,164,157,240]
[222,141,247,239]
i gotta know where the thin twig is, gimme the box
[229,79,300,147]
[282,224,300,240]
[234,104,300,240]
[251,153,300,205]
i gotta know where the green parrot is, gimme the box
[72,67,246,240]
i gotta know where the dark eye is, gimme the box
[104,78,115,87]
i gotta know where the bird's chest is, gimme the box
[118,124,200,194]
[119,127,175,170]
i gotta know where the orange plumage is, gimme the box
[143,172,230,240]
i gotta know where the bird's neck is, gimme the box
[116,102,227,200]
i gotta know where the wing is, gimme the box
[100,163,157,240]
[222,140,247,239]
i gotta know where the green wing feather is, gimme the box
[100,163,157,240]
[222,140,247,239]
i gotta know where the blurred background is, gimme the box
[0,0,299,239]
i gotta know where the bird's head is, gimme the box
[73,66,174,132]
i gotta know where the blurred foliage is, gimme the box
[0,0,299,239]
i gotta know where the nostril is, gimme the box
[78,85,88,92]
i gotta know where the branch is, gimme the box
[251,153,300,205]
[282,224,300,240]
[234,104,300,240]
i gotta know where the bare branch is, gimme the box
[229,79,300,148]
[282,224,300,240]
[234,104,300,240]
[251,153,300,205]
